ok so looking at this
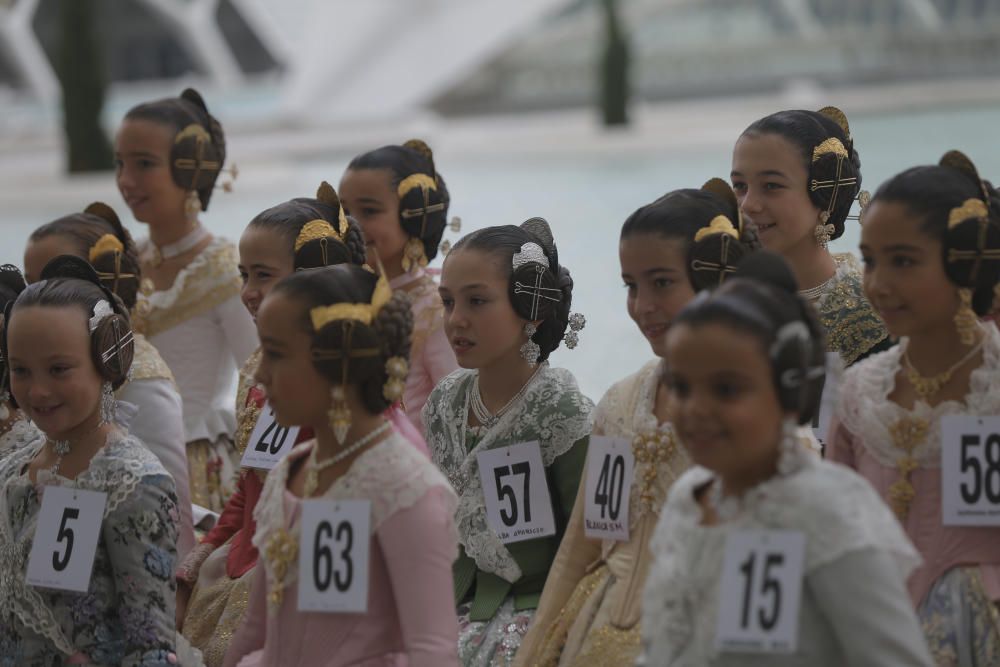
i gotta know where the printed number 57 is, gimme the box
[494,462,532,527]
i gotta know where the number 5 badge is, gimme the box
[26,486,107,592]
[477,441,556,544]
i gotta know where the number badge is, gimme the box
[26,487,107,592]
[941,416,1000,526]
[240,403,301,470]
[583,436,634,541]
[297,499,370,613]
[477,441,556,544]
[715,530,806,654]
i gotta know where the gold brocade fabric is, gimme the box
[128,334,175,384]
[810,253,889,366]
[135,242,242,338]
[182,542,253,667]
[234,348,263,456]
[188,436,239,512]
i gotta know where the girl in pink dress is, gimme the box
[828,150,1000,665]
[340,139,458,433]
[223,264,459,667]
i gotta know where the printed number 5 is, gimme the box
[494,462,532,527]
[52,507,79,572]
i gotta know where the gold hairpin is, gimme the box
[294,219,348,252]
[694,216,738,242]
[310,272,392,330]
[811,138,848,162]
[89,234,125,262]
[397,173,436,198]
[948,198,989,229]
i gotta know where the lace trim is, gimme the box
[234,348,264,456]
[812,253,889,365]
[253,433,457,609]
[135,238,242,338]
[837,323,1000,468]
[642,457,921,663]
[0,418,40,454]
[127,333,175,384]
[423,366,594,583]
[0,432,167,656]
[592,360,691,547]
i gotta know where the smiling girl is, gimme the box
[23,202,195,559]
[641,251,932,666]
[514,180,759,666]
[828,151,1000,664]
[731,106,889,366]
[340,139,458,432]
[423,217,592,665]
[115,88,257,512]
[0,257,201,665]
[223,265,459,666]
[176,182,374,665]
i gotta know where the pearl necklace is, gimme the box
[470,363,545,430]
[44,420,106,477]
[148,224,210,267]
[303,421,392,497]
[798,274,835,302]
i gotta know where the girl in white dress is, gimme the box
[115,88,256,511]
[641,251,933,666]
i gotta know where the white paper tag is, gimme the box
[240,403,301,470]
[715,530,806,654]
[811,352,841,446]
[941,416,1000,526]
[583,436,634,541]
[26,487,107,593]
[477,441,556,544]
[297,499,371,613]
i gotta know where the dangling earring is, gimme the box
[100,381,116,425]
[328,385,351,444]
[520,322,541,367]
[383,356,408,404]
[401,237,428,274]
[184,190,201,222]
[954,287,978,345]
[0,391,10,422]
[776,417,801,476]
[563,313,586,349]
[814,211,835,250]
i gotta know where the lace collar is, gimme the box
[836,323,1000,468]
[423,365,593,582]
[0,431,166,655]
[642,457,920,664]
[253,434,457,609]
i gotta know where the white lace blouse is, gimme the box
[641,452,933,666]
[137,237,257,443]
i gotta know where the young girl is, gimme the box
[0,263,33,453]
[424,217,592,665]
[340,139,458,432]
[0,256,200,665]
[115,88,257,511]
[23,202,195,558]
[223,265,459,666]
[731,106,889,365]
[177,182,386,665]
[640,251,932,666]
[515,180,758,666]
[828,151,1000,663]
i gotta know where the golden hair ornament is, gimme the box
[89,234,125,262]
[948,198,990,229]
[694,216,739,242]
[294,220,339,252]
[811,138,848,162]
[397,173,437,199]
[816,106,852,140]
[309,271,392,330]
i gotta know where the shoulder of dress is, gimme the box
[128,334,175,383]
[815,260,889,365]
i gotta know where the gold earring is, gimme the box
[954,287,978,345]
[184,190,201,221]
[383,356,408,403]
[328,385,351,444]
[401,237,428,274]
[814,211,835,250]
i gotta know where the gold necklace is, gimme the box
[902,337,984,401]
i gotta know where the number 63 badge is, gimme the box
[27,486,107,592]
[297,499,371,613]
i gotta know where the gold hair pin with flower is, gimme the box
[88,234,136,295]
[694,216,738,242]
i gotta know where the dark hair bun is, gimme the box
[0,265,26,308]
[174,88,226,211]
[41,254,102,284]
[686,179,758,290]
[734,250,799,294]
